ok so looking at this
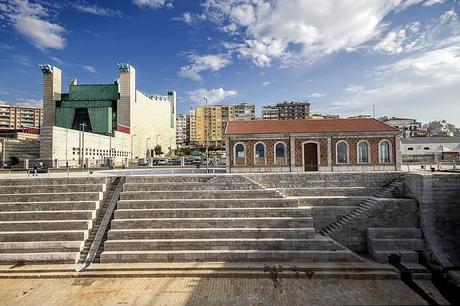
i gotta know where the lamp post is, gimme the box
[146,137,151,158]
[79,123,87,170]
[204,96,209,173]
[130,134,136,164]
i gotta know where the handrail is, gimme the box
[76,176,125,272]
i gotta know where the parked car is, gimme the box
[157,158,170,165]
[137,158,148,166]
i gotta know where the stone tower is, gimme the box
[118,63,135,132]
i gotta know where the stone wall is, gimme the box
[329,199,419,252]
[404,173,460,268]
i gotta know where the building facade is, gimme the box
[188,103,255,145]
[261,101,310,120]
[401,137,460,162]
[381,117,426,137]
[39,63,176,167]
[176,114,187,147]
[225,118,401,173]
[0,104,43,130]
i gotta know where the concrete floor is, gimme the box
[0,277,450,306]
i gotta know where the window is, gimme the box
[275,143,285,158]
[379,140,391,163]
[336,141,349,164]
[408,147,414,151]
[424,147,430,150]
[255,143,265,158]
[235,143,245,159]
[357,141,369,163]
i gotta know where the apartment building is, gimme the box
[261,101,310,120]
[0,104,43,130]
[176,114,187,146]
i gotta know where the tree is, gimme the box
[154,145,163,156]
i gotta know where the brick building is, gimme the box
[225,118,401,172]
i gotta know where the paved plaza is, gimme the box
[0,277,449,306]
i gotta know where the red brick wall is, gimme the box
[229,139,290,167]
[331,137,395,166]
[294,138,328,166]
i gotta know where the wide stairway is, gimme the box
[0,177,107,263]
[101,175,361,263]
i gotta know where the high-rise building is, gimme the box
[188,103,255,145]
[379,117,426,137]
[176,114,187,146]
[0,103,43,130]
[262,101,310,120]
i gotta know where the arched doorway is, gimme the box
[303,143,318,171]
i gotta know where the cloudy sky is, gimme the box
[0,0,459,125]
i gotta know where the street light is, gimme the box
[146,137,151,158]
[204,96,209,173]
[130,134,137,164]
[79,122,87,170]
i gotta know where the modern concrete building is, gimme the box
[262,101,310,120]
[0,103,43,130]
[188,103,255,145]
[39,63,176,167]
[225,118,401,172]
[380,117,426,137]
[400,137,460,162]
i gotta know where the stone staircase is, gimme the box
[100,175,361,263]
[367,228,425,263]
[0,177,107,263]
[320,178,403,236]
[78,177,121,264]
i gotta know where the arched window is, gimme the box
[336,141,349,164]
[254,142,266,165]
[234,143,245,165]
[379,140,391,163]
[274,142,287,165]
[357,141,369,164]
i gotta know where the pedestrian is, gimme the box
[32,164,38,177]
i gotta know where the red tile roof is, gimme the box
[225,118,399,135]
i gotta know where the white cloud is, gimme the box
[133,0,173,9]
[339,45,460,124]
[0,0,65,50]
[74,4,122,18]
[423,0,445,6]
[262,81,271,87]
[82,65,97,73]
[15,98,42,108]
[178,54,231,81]
[310,92,325,98]
[181,12,192,24]
[187,88,238,104]
[205,0,425,67]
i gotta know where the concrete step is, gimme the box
[0,252,79,263]
[114,208,312,219]
[123,182,258,191]
[110,217,313,229]
[0,201,99,211]
[100,250,362,263]
[117,198,298,209]
[278,187,379,197]
[0,177,107,186]
[0,241,83,253]
[120,190,283,200]
[372,250,419,263]
[103,238,344,251]
[107,228,316,240]
[0,184,105,194]
[297,196,368,207]
[0,211,95,221]
[0,230,87,242]
[126,176,213,184]
[370,239,425,251]
[367,228,422,239]
[0,192,103,203]
[0,220,92,231]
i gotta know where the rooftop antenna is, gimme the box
[373,104,376,119]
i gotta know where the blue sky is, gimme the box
[0,0,459,125]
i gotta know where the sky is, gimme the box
[0,0,459,125]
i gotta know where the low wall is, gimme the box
[404,172,460,268]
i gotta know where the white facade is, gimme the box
[401,137,460,161]
[176,114,187,146]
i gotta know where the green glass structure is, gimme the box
[55,83,119,134]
